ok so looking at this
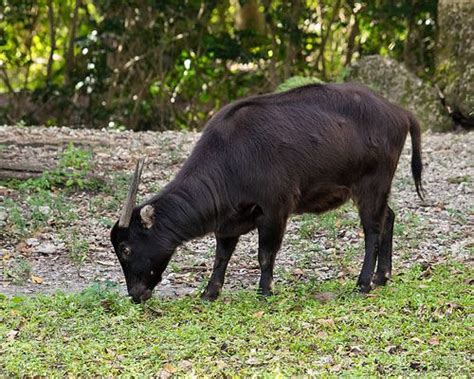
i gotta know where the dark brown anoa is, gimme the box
[111,83,424,303]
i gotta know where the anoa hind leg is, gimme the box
[353,181,390,293]
[256,214,287,297]
[373,206,395,286]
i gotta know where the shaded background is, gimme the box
[0,0,472,131]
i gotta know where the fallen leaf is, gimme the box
[31,275,44,284]
[314,292,337,303]
[409,361,427,371]
[104,347,116,356]
[96,260,116,266]
[428,337,440,346]
[178,360,192,370]
[385,345,400,354]
[158,370,172,379]
[164,363,176,371]
[364,293,378,298]
[216,360,227,370]
[419,265,433,279]
[410,337,423,344]
[317,318,335,327]
[246,357,260,366]
[253,311,264,318]
[316,331,328,339]
[159,363,176,378]
[15,242,29,254]
[293,268,304,276]
[331,364,342,372]
[100,299,112,311]
[146,306,164,317]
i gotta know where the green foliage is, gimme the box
[0,1,438,130]
[2,198,27,234]
[2,257,32,285]
[0,264,471,376]
[67,232,90,266]
[2,190,77,239]
[50,143,97,190]
[276,76,324,92]
[5,143,102,192]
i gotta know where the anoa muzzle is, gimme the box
[111,83,424,304]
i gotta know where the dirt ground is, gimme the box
[0,125,472,298]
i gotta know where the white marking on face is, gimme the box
[150,270,154,275]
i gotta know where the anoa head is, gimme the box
[110,160,172,303]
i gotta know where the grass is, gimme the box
[66,232,90,266]
[1,257,31,285]
[0,148,133,281]
[0,264,472,376]
[2,190,77,240]
[2,143,103,193]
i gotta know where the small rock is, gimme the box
[36,242,57,255]
[318,355,332,365]
[0,207,7,221]
[38,205,51,215]
[26,238,40,247]
[6,329,19,342]
[349,345,363,355]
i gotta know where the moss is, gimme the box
[347,55,452,132]
[276,76,324,92]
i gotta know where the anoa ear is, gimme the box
[140,204,155,229]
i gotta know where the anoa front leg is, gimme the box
[201,236,239,301]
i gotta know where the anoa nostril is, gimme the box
[128,287,152,303]
[140,289,152,302]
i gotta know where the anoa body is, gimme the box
[111,83,424,303]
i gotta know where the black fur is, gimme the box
[111,83,424,303]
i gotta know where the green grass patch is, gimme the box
[1,257,32,285]
[296,204,359,241]
[0,264,472,376]
[2,190,77,238]
[1,143,103,192]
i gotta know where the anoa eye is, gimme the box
[121,244,132,256]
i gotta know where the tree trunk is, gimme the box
[403,0,418,73]
[316,0,341,80]
[64,0,81,86]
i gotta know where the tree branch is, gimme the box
[46,0,56,86]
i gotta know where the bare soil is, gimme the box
[0,126,472,298]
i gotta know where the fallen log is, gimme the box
[0,161,51,180]
[0,138,110,147]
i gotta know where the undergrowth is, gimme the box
[0,264,471,376]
